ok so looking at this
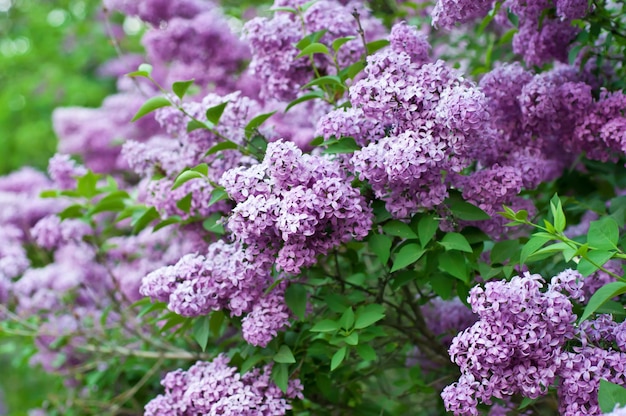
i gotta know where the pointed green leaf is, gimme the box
[172,170,204,190]
[202,212,225,235]
[366,39,390,54]
[245,111,277,139]
[192,315,210,352]
[579,282,626,323]
[588,217,619,250]
[339,307,355,330]
[285,283,307,320]
[383,220,418,239]
[578,250,615,277]
[368,233,392,265]
[208,188,229,207]
[176,193,193,213]
[132,96,170,122]
[172,79,194,100]
[332,36,356,51]
[323,136,360,154]
[391,243,425,273]
[285,90,325,112]
[132,207,160,234]
[599,379,626,413]
[273,345,296,364]
[520,234,553,265]
[354,304,385,329]
[417,214,439,246]
[206,101,229,125]
[206,140,239,156]
[448,200,490,221]
[331,346,347,371]
[271,363,289,393]
[310,319,340,333]
[296,42,330,58]
[356,344,376,361]
[440,232,473,253]
[344,332,359,346]
[438,251,468,283]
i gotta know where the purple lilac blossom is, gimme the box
[243,0,386,101]
[47,154,87,190]
[221,140,372,274]
[442,271,580,415]
[431,0,493,29]
[103,0,213,26]
[144,354,303,415]
[141,9,249,89]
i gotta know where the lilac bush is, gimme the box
[2,0,626,415]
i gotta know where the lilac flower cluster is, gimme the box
[104,0,213,26]
[52,87,162,174]
[431,0,587,66]
[322,24,491,218]
[442,270,580,415]
[140,240,290,347]
[221,140,372,274]
[141,8,250,89]
[144,354,303,415]
[243,0,386,101]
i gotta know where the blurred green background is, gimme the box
[0,0,120,175]
[0,1,133,414]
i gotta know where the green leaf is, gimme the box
[138,63,153,74]
[89,198,126,215]
[206,140,239,156]
[417,214,439,246]
[209,310,225,337]
[271,363,289,393]
[440,232,473,253]
[153,216,182,232]
[438,251,468,283]
[77,171,101,199]
[285,283,307,320]
[579,282,626,323]
[176,193,193,213]
[338,60,365,81]
[285,90,325,112]
[588,217,619,250]
[368,233,392,265]
[339,307,355,330]
[192,315,210,352]
[354,304,385,329]
[356,344,376,361]
[59,204,84,220]
[172,170,204,190]
[344,332,359,346]
[366,39,389,54]
[132,207,160,234]
[205,101,229,125]
[295,29,328,50]
[172,79,194,100]
[383,220,418,239]
[296,42,330,58]
[331,346,347,371]
[244,111,277,139]
[577,250,615,277]
[323,136,359,154]
[448,200,490,221]
[332,36,355,51]
[240,353,265,374]
[550,195,566,233]
[273,345,296,364]
[301,75,345,91]
[186,119,211,132]
[599,379,626,413]
[202,212,225,235]
[191,163,209,176]
[490,240,520,264]
[310,319,340,333]
[208,188,229,207]
[131,96,171,122]
[391,243,425,273]
[520,234,553,265]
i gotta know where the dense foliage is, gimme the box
[3,0,626,415]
